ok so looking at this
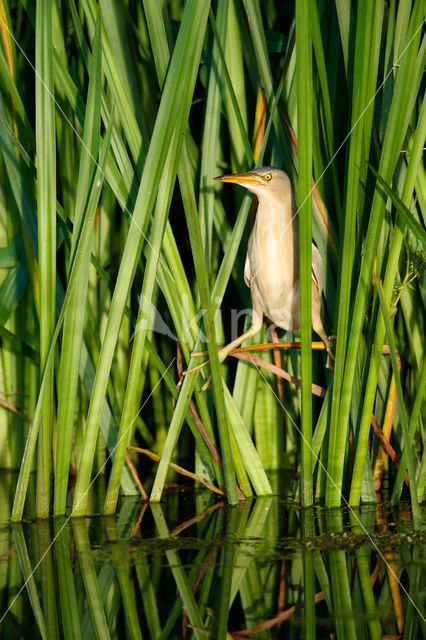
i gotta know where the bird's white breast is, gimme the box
[247,196,300,329]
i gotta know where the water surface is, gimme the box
[0,472,425,639]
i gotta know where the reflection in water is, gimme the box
[0,488,425,639]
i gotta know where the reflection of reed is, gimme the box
[4,497,424,638]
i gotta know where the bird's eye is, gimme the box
[264,173,272,182]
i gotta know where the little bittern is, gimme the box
[188,166,334,378]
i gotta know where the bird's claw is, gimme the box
[200,376,212,391]
[181,359,212,391]
[182,345,225,380]
[181,358,209,376]
[182,347,227,390]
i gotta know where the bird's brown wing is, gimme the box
[311,243,324,296]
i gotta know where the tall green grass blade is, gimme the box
[400,274,425,373]
[99,0,149,144]
[0,323,38,364]
[0,47,31,141]
[0,266,29,324]
[296,0,313,506]
[208,5,252,169]
[212,199,248,301]
[228,425,252,497]
[243,0,294,174]
[253,354,282,472]
[0,237,24,268]
[232,334,258,432]
[334,0,355,85]
[69,289,136,495]
[35,0,56,517]
[149,353,216,502]
[222,0,249,171]
[243,1,274,101]
[198,0,228,267]
[142,0,171,84]
[394,0,413,60]
[311,1,342,223]
[0,90,38,306]
[224,383,272,495]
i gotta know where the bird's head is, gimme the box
[214,166,291,200]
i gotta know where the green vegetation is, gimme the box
[0,1,424,521]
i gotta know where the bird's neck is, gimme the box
[255,191,297,236]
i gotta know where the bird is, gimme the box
[185,166,334,382]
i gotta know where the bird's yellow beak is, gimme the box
[214,171,264,186]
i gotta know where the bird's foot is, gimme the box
[181,358,211,390]
[200,376,212,392]
[181,347,222,386]
[181,358,209,376]
[182,345,230,390]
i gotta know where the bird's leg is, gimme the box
[324,336,335,370]
[182,312,263,381]
[215,319,263,364]
[311,280,335,369]
[314,324,335,370]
